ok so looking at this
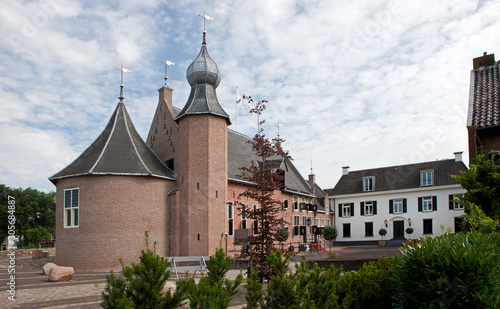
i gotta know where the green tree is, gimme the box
[26,226,52,248]
[451,152,500,217]
[0,185,55,246]
[322,226,337,252]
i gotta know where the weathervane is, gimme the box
[198,13,214,44]
[277,122,284,137]
[160,58,175,87]
[116,64,131,102]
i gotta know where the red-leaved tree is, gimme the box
[236,97,291,282]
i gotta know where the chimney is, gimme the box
[454,151,463,162]
[472,52,495,69]
[342,166,349,175]
[158,86,174,117]
[308,173,315,184]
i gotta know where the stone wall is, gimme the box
[0,248,56,259]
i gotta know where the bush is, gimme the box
[392,231,500,308]
[101,231,186,309]
[178,247,243,309]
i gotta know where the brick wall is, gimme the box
[55,175,174,271]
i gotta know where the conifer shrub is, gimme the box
[392,230,500,308]
[101,231,186,309]
[178,247,243,309]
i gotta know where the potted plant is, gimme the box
[406,227,414,245]
[378,228,387,246]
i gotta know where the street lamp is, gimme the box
[384,219,388,228]
[408,218,412,226]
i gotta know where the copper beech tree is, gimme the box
[235,97,291,282]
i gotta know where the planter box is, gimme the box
[32,249,43,259]
[378,240,386,247]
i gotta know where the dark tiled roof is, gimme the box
[467,60,500,128]
[227,130,313,195]
[326,159,467,196]
[307,180,327,211]
[49,102,175,183]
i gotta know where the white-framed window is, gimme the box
[420,170,433,187]
[450,194,464,210]
[362,176,375,192]
[327,219,331,226]
[227,202,234,236]
[321,218,325,227]
[364,201,374,215]
[241,204,247,229]
[393,199,403,214]
[293,196,298,211]
[293,215,300,236]
[315,218,320,226]
[302,216,307,226]
[422,196,433,212]
[64,188,79,228]
[342,203,351,217]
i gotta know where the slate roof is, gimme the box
[175,39,230,124]
[326,159,467,196]
[227,129,313,196]
[49,102,175,183]
[307,180,327,211]
[467,59,500,129]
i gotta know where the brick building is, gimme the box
[467,52,500,163]
[49,32,332,271]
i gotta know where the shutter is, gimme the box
[373,201,377,215]
[350,203,355,216]
[284,200,288,209]
[403,199,407,213]
[294,226,299,236]
[449,195,454,210]
[389,200,394,214]
[433,196,437,211]
[338,204,342,217]
[360,202,365,216]
[418,197,422,212]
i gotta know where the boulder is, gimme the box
[42,262,57,275]
[48,266,74,282]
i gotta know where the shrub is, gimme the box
[101,231,186,309]
[178,247,243,309]
[392,231,500,308]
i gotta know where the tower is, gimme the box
[175,31,231,256]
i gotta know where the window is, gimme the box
[241,204,247,229]
[418,196,436,212]
[302,216,307,226]
[420,170,433,187]
[389,198,407,214]
[343,223,351,237]
[252,205,258,235]
[449,194,464,210]
[327,219,331,226]
[362,176,375,192]
[293,215,300,236]
[227,203,234,236]
[293,196,298,211]
[64,188,79,228]
[365,222,373,237]
[283,199,288,209]
[321,218,325,227]
[423,219,433,234]
[340,203,353,218]
[360,201,377,216]
[315,218,320,226]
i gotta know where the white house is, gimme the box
[325,152,467,245]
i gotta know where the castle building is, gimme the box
[50,32,332,271]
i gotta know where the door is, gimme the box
[393,221,405,239]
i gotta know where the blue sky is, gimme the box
[1,0,499,193]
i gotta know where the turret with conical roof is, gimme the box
[175,31,230,124]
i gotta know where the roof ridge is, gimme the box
[89,104,120,173]
[346,158,457,173]
[123,104,152,174]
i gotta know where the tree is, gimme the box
[235,98,290,282]
[451,152,500,218]
[26,226,52,248]
[0,185,55,247]
[322,225,337,252]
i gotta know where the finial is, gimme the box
[310,158,313,174]
[199,13,213,45]
[277,122,284,137]
[116,65,131,103]
[161,58,175,87]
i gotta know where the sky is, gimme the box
[1,0,499,193]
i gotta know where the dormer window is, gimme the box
[362,176,375,192]
[420,170,433,187]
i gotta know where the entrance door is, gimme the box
[393,221,405,239]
